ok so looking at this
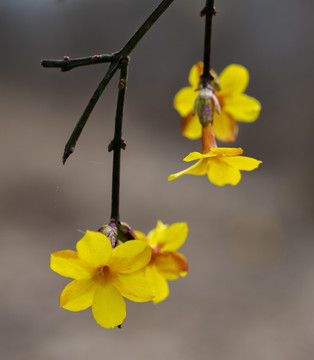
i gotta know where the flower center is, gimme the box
[96,265,111,280]
[149,246,162,265]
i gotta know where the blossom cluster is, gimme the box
[169,63,262,186]
[51,221,188,328]
[50,62,262,329]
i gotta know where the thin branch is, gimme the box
[201,0,215,86]
[121,0,175,55]
[42,0,175,163]
[41,54,114,72]
[62,58,123,163]
[110,59,129,225]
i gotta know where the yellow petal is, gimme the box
[51,250,93,279]
[224,94,261,122]
[92,282,126,329]
[155,251,189,280]
[76,231,112,268]
[133,230,147,241]
[157,222,188,252]
[222,156,262,171]
[168,159,208,181]
[147,220,168,247]
[112,272,155,303]
[213,111,239,142]
[207,158,241,186]
[210,147,243,156]
[145,266,169,304]
[183,152,215,162]
[59,279,99,311]
[109,240,152,273]
[182,113,202,140]
[218,64,249,95]
[188,62,203,88]
[174,87,198,117]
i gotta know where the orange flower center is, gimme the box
[149,246,162,265]
[96,265,112,280]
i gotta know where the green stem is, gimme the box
[201,0,215,86]
[110,60,129,225]
[60,0,175,164]
[41,54,114,72]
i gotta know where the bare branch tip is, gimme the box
[62,147,73,165]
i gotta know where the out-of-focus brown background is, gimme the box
[1,0,314,359]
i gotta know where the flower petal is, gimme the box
[157,222,188,252]
[224,94,261,122]
[174,87,198,117]
[51,250,93,279]
[209,147,243,156]
[188,62,203,88]
[223,156,262,171]
[112,272,155,303]
[218,64,249,95]
[92,282,126,328]
[147,220,168,247]
[168,159,208,181]
[213,111,238,142]
[145,266,169,304]
[76,231,112,268]
[207,158,241,186]
[59,279,99,311]
[182,113,202,140]
[183,152,216,162]
[109,240,152,273]
[133,230,147,241]
[155,251,189,280]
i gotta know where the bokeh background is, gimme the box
[1,0,314,359]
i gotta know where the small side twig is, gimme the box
[41,54,115,72]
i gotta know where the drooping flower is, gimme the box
[134,221,189,304]
[168,148,261,186]
[174,63,261,142]
[50,231,155,328]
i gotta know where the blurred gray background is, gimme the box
[1,0,314,359]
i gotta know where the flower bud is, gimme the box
[98,222,118,248]
[118,222,136,243]
[193,85,220,126]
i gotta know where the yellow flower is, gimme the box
[50,231,155,329]
[134,221,189,304]
[174,63,261,142]
[168,148,261,186]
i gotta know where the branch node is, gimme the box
[121,139,127,150]
[108,141,114,152]
[118,79,125,90]
[200,5,216,17]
